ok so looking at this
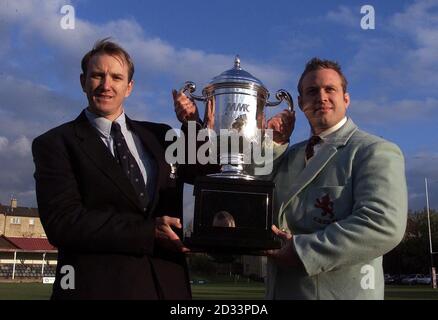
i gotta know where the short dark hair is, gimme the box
[81,38,135,82]
[297,58,348,95]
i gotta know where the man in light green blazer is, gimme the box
[265,58,408,300]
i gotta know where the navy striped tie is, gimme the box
[111,122,149,213]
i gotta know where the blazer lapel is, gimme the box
[73,111,142,212]
[279,118,359,216]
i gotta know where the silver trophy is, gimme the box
[182,56,294,254]
[181,56,293,179]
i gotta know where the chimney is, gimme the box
[10,197,17,211]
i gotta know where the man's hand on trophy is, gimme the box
[265,225,302,268]
[267,109,295,145]
[155,216,190,253]
[172,89,200,123]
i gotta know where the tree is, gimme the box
[384,208,438,275]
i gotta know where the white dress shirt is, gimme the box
[85,108,157,198]
[305,117,348,165]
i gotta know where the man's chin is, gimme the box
[88,105,120,117]
[310,117,331,130]
[311,115,330,123]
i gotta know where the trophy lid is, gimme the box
[209,55,265,88]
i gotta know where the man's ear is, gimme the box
[80,74,86,92]
[125,80,134,98]
[344,92,350,109]
[297,95,304,111]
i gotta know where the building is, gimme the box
[0,199,46,238]
[0,199,57,280]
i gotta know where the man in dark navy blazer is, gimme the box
[32,39,191,299]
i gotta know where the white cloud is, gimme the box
[10,136,31,157]
[391,0,438,35]
[405,152,438,209]
[0,0,292,150]
[0,75,80,138]
[124,33,290,90]
[389,0,438,86]
[0,0,50,21]
[0,74,80,208]
[0,136,32,159]
[0,137,8,151]
[1,0,289,90]
[349,98,438,125]
[326,5,357,27]
[408,152,438,166]
[346,0,438,91]
[0,134,36,207]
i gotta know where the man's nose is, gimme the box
[101,75,112,90]
[316,89,328,102]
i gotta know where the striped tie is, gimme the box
[305,135,322,160]
[111,122,150,213]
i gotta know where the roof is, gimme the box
[0,205,39,218]
[0,236,18,250]
[0,236,56,252]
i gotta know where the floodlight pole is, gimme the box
[425,178,437,289]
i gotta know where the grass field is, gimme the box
[0,282,438,300]
[385,285,438,300]
[192,282,265,300]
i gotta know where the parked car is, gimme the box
[191,279,208,285]
[384,274,396,285]
[417,275,432,285]
[401,274,431,285]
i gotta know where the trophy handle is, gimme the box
[266,89,294,111]
[180,81,207,101]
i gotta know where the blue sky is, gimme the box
[0,0,437,220]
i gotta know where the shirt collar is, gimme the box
[311,117,348,140]
[85,108,127,138]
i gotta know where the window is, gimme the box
[10,217,21,225]
[29,219,35,226]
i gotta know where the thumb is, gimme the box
[271,225,292,240]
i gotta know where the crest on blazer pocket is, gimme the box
[313,193,337,225]
[305,186,347,226]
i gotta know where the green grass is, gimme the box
[385,285,438,300]
[0,282,437,300]
[192,282,265,300]
[0,282,52,300]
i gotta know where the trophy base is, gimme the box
[184,235,281,255]
[184,176,281,255]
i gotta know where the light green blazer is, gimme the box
[266,118,408,300]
